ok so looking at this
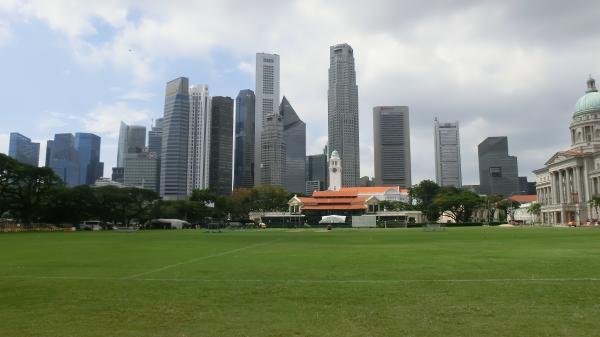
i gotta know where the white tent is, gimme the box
[319,215,346,224]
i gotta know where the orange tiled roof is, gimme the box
[312,190,358,198]
[509,195,537,203]
[299,196,369,205]
[302,205,367,210]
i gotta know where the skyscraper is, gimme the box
[123,152,159,192]
[478,137,519,197]
[373,106,411,188]
[254,53,280,185]
[117,122,146,167]
[49,133,79,186]
[209,96,234,195]
[160,77,190,200]
[260,113,285,186]
[306,153,328,195]
[187,84,211,194]
[280,96,306,194]
[45,140,53,167]
[148,118,164,158]
[328,43,360,187]
[234,89,256,189]
[75,133,104,185]
[434,119,462,187]
[9,132,39,166]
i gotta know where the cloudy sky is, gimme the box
[0,0,598,185]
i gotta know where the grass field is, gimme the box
[2,227,600,337]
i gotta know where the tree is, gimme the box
[527,203,541,223]
[588,196,600,219]
[481,195,503,223]
[497,199,521,222]
[250,185,289,212]
[409,180,442,222]
[434,189,483,223]
[379,200,414,211]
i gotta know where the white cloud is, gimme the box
[0,21,12,46]
[0,133,8,154]
[237,61,254,75]
[121,90,155,101]
[34,112,72,132]
[82,101,150,138]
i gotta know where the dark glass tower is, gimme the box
[209,96,234,195]
[9,132,40,166]
[234,89,255,189]
[478,137,520,197]
[75,133,104,185]
[160,77,190,199]
[280,96,306,194]
[49,133,80,186]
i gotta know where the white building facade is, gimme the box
[534,77,600,224]
[187,84,211,194]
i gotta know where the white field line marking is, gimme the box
[2,275,600,283]
[123,239,280,279]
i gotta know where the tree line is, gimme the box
[0,153,290,227]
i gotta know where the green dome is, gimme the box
[574,76,600,115]
[575,91,600,115]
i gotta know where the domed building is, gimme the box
[534,76,600,224]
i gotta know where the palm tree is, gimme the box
[587,196,600,220]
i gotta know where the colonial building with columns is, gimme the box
[534,77,600,224]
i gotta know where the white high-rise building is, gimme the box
[328,43,360,187]
[187,84,212,194]
[254,53,280,185]
[434,118,462,188]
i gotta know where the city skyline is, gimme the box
[1,1,599,185]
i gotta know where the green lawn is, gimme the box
[1,227,600,337]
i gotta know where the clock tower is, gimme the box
[328,150,342,191]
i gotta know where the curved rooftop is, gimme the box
[574,76,600,115]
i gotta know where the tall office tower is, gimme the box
[9,132,40,166]
[49,133,79,186]
[328,43,360,187]
[111,167,124,183]
[117,122,146,168]
[254,52,280,185]
[234,89,256,189]
[160,77,190,200]
[306,153,328,195]
[75,133,104,185]
[123,152,159,192]
[187,84,211,194]
[209,96,234,195]
[373,106,411,188]
[260,113,285,186]
[44,140,53,167]
[434,119,462,187]
[280,96,306,194]
[478,136,520,197]
[148,118,164,157]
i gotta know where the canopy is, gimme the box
[319,215,346,224]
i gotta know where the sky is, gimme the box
[0,0,599,185]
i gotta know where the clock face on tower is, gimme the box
[332,168,337,173]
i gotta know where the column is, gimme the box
[558,170,564,203]
[574,167,581,202]
[551,172,557,204]
[584,160,591,202]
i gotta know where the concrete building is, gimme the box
[373,106,411,188]
[328,43,360,187]
[534,76,600,225]
[9,132,39,166]
[434,119,462,187]
[187,84,211,194]
[209,96,234,195]
[45,140,53,167]
[123,152,159,192]
[160,77,190,200]
[117,122,146,168]
[111,167,124,183]
[281,96,306,194]
[234,89,256,189]
[260,112,286,186]
[254,53,280,185]
[478,137,520,197]
[306,153,328,195]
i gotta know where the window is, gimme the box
[490,167,502,178]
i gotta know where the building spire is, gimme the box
[587,75,597,93]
